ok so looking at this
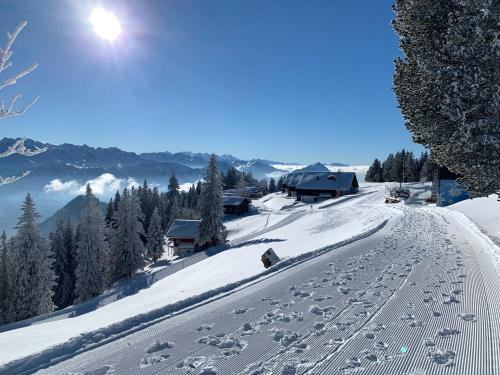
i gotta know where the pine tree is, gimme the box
[74,185,108,302]
[382,153,395,182]
[0,231,7,323]
[109,188,145,281]
[166,173,180,229]
[277,176,284,191]
[52,220,76,309]
[237,173,247,197]
[63,220,76,303]
[269,178,277,193]
[6,194,55,322]
[393,0,499,196]
[147,208,165,263]
[197,154,225,247]
[105,198,114,226]
[366,159,384,182]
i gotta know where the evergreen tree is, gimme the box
[147,208,165,263]
[166,173,180,229]
[105,198,114,226]
[75,185,108,302]
[366,159,384,182]
[0,231,7,323]
[197,154,225,247]
[237,173,247,197]
[393,0,499,196]
[268,178,277,193]
[382,154,395,182]
[6,194,55,322]
[63,220,76,303]
[225,167,239,189]
[277,176,284,191]
[52,220,76,309]
[109,188,145,281]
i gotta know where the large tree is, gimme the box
[51,220,76,309]
[393,0,499,196]
[147,208,165,263]
[75,185,108,302]
[6,194,55,322]
[0,231,7,323]
[109,188,145,281]
[197,154,225,247]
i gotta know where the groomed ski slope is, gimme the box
[2,185,500,375]
[0,186,391,369]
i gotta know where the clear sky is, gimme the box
[1,0,423,165]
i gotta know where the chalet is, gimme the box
[166,219,201,256]
[284,172,304,197]
[435,166,470,207]
[223,196,250,215]
[245,186,263,199]
[295,171,359,202]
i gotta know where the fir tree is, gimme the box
[268,178,277,193]
[366,159,384,182]
[197,154,225,247]
[393,0,499,196]
[147,208,165,263]
[109,188,145,281]
[52,220,75,309]
[6,194,55,322]
[382,153,395,182]
[75,185,108,302]
[0,231,7,323]
[277,176,284,191]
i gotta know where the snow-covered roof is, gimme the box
[287,173,304,188]
[245,186,262,194]
[223,196,249,206]
[295,172,358,192]
[166,219,201,239]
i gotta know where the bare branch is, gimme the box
[0,62,38,90]
[0,170,30,186]
[0,137,47,158]
[0,21,27,73]
[0,94,39,118]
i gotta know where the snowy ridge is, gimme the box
[0,220,388,374]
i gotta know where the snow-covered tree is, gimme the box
[393,0,500,196]
[0,231,7,323]
[6,194,55,322]
[166,173,180,229]
[109,188,145,281]
[0,21,46,186]
[268,178,277,193]
[51,220,76,309]
[236,173,247,197]
[75,185,108,302]
[197,154,225,247]
[147,208,165,263]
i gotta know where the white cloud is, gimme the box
[44,173,140,196]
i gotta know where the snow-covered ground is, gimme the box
[447,194,500,246]
[1,184,500,375]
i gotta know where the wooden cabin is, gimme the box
[166,219,201,255]
[223,196,250,215]
[295,172,359,202]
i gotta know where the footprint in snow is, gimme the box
[196,324,214,332]
[82,366,115,375]
[233,307,253,314]
[427,348,456,367]
[437,327,460,337]
[146,339,174,353]
[457,313,476,322]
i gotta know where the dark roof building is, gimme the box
[295,171,358,202]
[223,196,250,215]
[166,219,201,255]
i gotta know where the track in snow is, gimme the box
[31,205,500,375]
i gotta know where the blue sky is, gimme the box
[1,0,423,165]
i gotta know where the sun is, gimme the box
[90,7,122,42]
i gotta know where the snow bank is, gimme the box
[448,194,500,245]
